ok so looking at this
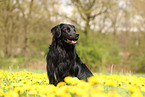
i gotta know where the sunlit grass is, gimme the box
[0,70,145,97]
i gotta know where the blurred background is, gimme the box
[0,0,145,73]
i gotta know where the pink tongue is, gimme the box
[71,40,77,43]
[67,39,77,43]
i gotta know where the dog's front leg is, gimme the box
[75,54,93,81]
[46,61,58,86]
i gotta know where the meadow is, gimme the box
[0,0,145,96]
[0,70,145,97]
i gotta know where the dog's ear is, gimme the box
[51,25,61,38]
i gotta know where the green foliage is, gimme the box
[132,53,145,73]
[0,57,25,69]
[0,55,45,70]
[76,32,121,72]
[121,35,145,73]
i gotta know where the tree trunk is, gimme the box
[84,16,90,35]
[23,22,29,56]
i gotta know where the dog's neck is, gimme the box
[50,38,77,69]
[53,39,76,57]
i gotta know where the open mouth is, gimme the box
[66,39,78,44]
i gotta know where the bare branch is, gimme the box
[59,14,80,27]
[90,8,108,19]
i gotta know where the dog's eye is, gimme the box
[65,29,69,32]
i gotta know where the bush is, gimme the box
[76,32,121,72]
[132,53,145,73]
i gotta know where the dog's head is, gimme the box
[51,23,79,44]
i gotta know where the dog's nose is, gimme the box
[76,33,79,37]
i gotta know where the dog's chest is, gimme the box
[60,51,75,61]
[50,44,77,67]
[57,49,76,65]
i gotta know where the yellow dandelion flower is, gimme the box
[88,76,99,84]
[106,80,117,87]
[141,86,145,92]
[64,76,79,85]
[13,87,25,94]
[77,80,90,89]
[63,93,72,97]
[131,92,143,97]
[28,89,37,95]
[107,91,121,97]
[55,86,67,96]
[0,88,4,96]
[5,91,19,97]
[126,85,139,93]
[96,85,104,92]
[68,86,81,95]
[57,81,66,87]
[91,92,107,97]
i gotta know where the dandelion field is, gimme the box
[0,70,145,97]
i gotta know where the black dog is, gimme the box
[46,23,93,86]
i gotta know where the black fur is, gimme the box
[46,23,93,86]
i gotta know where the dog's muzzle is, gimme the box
[64,33,79,44]
[66,39,78,44]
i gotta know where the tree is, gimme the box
[0,0,21,57]
[17,0,34,56]
[67,0,110,35]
